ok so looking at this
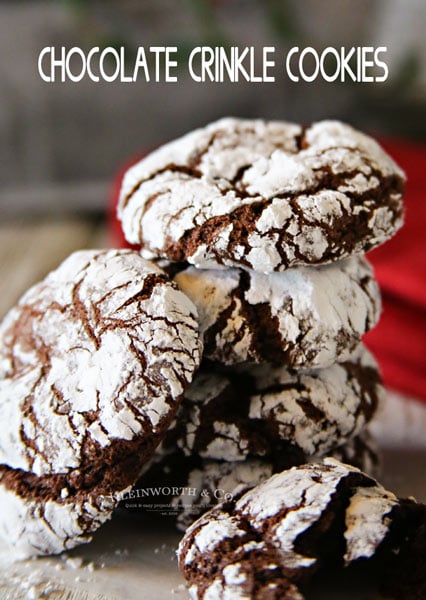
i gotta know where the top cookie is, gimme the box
[0,249,201,481]
[118,118,405,272]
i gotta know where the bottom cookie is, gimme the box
[178,459,426,600]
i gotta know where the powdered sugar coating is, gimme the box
[0,249,201,476]
[196,549,305,600]
[344,484,398,563]
[161,345,381,461]
[235,460,360,569]
[174,255,380,368]
[119,118,404,272]
[0,469,124,560]
[183,510,247,568]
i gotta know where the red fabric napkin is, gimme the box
[364,139,426,402]
[109,139,426,402]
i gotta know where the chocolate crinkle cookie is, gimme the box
[0,249,201,558]
[174,255,381,368]
[118,118,405,272]
[159,344,382,462]
[178,459,426,600]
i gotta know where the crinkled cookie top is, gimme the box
[0,249,201,476]
[178,459,407,600]
[119,117,404,272]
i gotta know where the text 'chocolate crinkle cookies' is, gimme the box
[160,344,382,462]
[174,255,381,368]
[118,118,405,272]
[0,249,201,558]
[178,459,426,600]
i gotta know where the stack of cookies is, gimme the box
[0,117,409,570]
[117,117,405,529]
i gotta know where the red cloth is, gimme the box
[365,139,426,402]
[109,139,426,402]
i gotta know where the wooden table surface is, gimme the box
[0,216,425,600]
